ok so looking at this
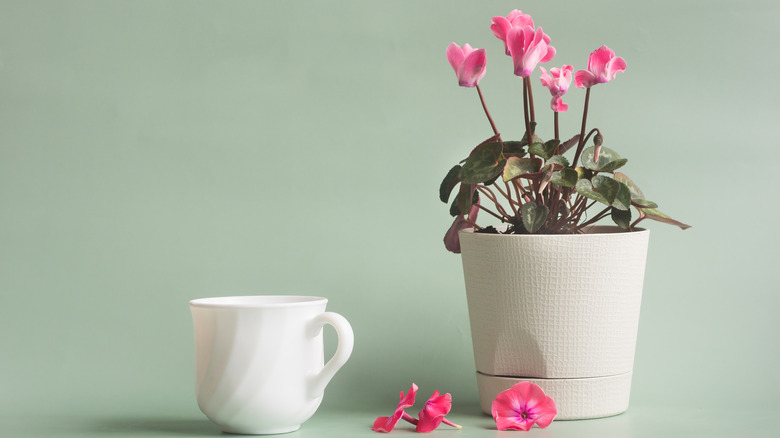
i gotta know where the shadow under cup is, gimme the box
[189,296,354,435]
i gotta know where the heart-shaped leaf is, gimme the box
[503,157,542,182]
[461,141,505,184]
[575,179,610,205]
[439,165,462,203]
[502,141,527,158]
[522,202,549,233]
[455,184,478,217]
[632,198,658,208]
[613,172,646,200]
[638,208,691,230]
[528,139,560,160]
[612,181,632,211]
[547,155,570,168]
[611,207,632,230]
[551,168,578,187]
[581,146,627,172]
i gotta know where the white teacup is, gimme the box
[189,295,354,435]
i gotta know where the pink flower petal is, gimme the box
[506,9,534,28]
[551,96,568,112]
[574,69,597,88]
[446,43,487,88]
[443,216,468,253]
[372,383,418,432]
[539,66,553,88]
[445,43,465,74]
[492,382,557,431]
[458,48,487,87]
[587,45,616,79]
[604,55,627,82]
[416,391,452,432]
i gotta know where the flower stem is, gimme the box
[525,76,536,123]
[476,85,499,136]
[442,418,462,429]
[572,87,591,167]
[554,111,559,141]
[401,412,419,425]
[522,79,534,154]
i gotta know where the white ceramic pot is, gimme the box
[459,226,650,420]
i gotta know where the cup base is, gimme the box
[221,424,301,435]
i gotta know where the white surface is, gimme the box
[189,296,354,434]
[459,227,650,419]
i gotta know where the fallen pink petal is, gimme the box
[372,383,418,433]
[492,382,557,431]
[416,391,461,432]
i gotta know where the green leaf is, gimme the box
[576,175,624,207]
[638,208,691,230]
[502,141,527,158]
[613,172,646,200]
[519,122,539,145]
[547,155,570,168]
[455,184,477,216]
[592,175,621,205]
[551,168,579,187]
[449,197,460,217]
[581,146,627,172]
[632,198,658,208]
[503,157,542,182]
[439,165,462,203]
[575,167,593,181]
[611,207,632,230]
[461,141,505,184]
[528,139,559,159]
[612,181,632,211]
[575,179,610,205]
[522,202,549,233]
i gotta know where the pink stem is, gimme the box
[401,412,419,425]
[442,418,463,429]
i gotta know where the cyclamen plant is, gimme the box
[441,9,689,253]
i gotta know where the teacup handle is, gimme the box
[308,312,354,399]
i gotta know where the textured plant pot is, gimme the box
[459,226,650,420]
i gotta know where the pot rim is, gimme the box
[459,225,648,238]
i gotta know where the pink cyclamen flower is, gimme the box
[574,45,627,88]
[506,26,555,78]
[491,9,535,55]
[416,391,462,432]
[539,65,573,112]
[372,383,418,432]
[492,382,557,431]
[446,43,487,88]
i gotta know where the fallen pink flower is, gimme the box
[491,9,535,55]
[446,42,487,88]
[506,25,555,78]
[372,383,418,433]
[492,382,557,431]
[574,45,627,88]
[415,391,462,432]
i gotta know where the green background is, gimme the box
[1,1,778,436]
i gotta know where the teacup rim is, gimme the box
[189,295,328,308]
